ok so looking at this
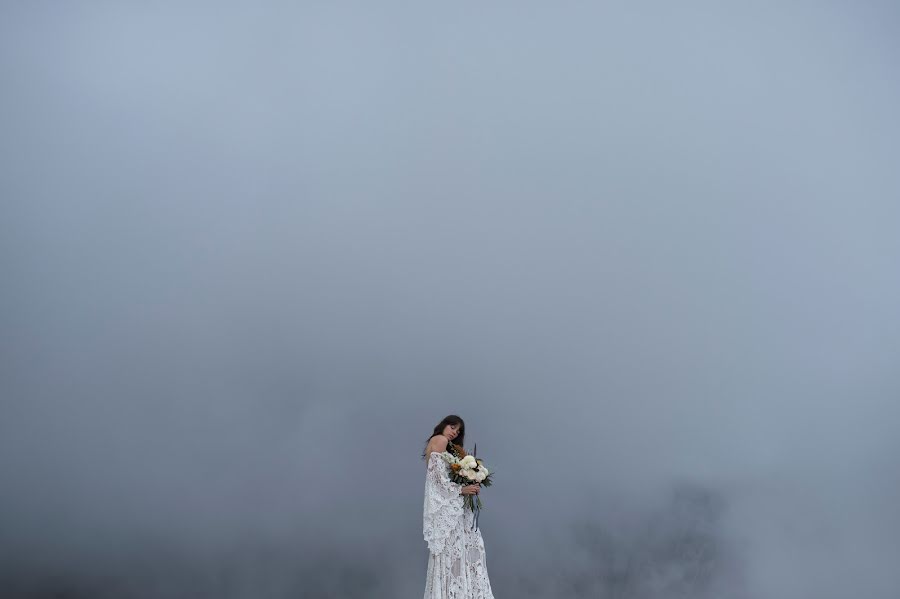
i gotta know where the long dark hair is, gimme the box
[421,414,466,460]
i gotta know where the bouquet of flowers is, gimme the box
[441,442,494,529]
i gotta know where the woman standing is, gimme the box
[422,415,496,598]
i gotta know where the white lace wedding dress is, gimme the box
[423,451,496,599]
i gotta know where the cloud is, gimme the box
[2,2,899,597]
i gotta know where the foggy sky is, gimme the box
[2,2,899,598]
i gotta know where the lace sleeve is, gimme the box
[423,452,464,555]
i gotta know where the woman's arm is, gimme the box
[427,435,478,496]
[423,440,465,554]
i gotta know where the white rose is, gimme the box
[462,455,476,467]
[481,467,489,476]
[475,471,486,482]
[461,469,475,479]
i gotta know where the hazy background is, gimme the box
[2,2,899,598]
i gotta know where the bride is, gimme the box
[422,415,496,599]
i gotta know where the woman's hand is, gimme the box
[460,483,481,496]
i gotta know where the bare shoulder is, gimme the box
[427,435,449,454]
